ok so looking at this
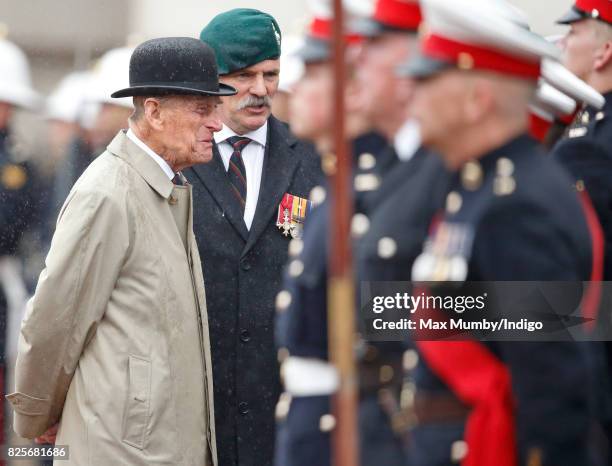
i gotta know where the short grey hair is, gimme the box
[129,95,172,123]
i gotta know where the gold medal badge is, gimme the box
[2,164,27,190]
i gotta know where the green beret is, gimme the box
[200,8,282,75]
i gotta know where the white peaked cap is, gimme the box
[400,0,560,80]
[488,0,530,30]
[0,38,40,109]
[531,81,577,121]
[422,0,559,62]
[546,34,565,46]
[278,35,306,93]
[87,47,134,109]
[46,71,95,123]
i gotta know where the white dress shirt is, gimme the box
[215,122,267,230]
[393,119,422,162]
[126,129,175,180]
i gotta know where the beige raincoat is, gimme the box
[8,131,217,465]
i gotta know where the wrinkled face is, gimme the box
[355,33,415,135]
[289,62,334,142]
[219,59,281,134]
[158,95,222,168]
[561,19,603,81]
[410,71,467,152]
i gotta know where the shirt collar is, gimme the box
[126,128,175,180]
[394,119,422,162]
[214,121,268,147]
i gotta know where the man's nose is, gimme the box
[250,74,267,97]
[207,117,223,132]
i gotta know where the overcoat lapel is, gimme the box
[242,118,300,256]
[189,144,249,241]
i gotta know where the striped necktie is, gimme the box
[226,136,251,213]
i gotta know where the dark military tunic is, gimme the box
[410,135,593,466]
[0,129,42,360]
[275,132,410,466]
[0,130,40,257]
[0,127,46,449]
[551,91,612,466]
[552,92,612,280]
[356,149,449,283]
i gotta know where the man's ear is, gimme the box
[594,39,612,71]
[143,98,165,131]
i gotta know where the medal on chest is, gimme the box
[412,220,475,283]
[276,193,313,239]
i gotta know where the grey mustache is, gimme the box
[237,96,272,110]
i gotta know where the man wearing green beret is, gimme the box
[184,8,321,466]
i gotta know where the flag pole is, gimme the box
[328,1,359,465]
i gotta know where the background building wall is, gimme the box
[1,0,576,160]
[3,0,577,99]
[128,0,311,39]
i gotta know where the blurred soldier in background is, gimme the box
[271,35,305,123]
[350,1,446,464]
[551,1,612,462]
[351,0,423,178]
[274,3,409,464]
[550,0,612,278]
[45,71,96,169]
[87,47,134,154]
[49,46,133,221]
[403,0,596,465]
[0,36,41,446]
[349,3,452,464]
[553,0,612,276]
[43,70,97,247]
[353,0,449,284]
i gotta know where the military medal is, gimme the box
[412,221,474,283]
[276,193,312,239]
[1,164,27,190]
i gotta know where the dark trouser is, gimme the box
[275,394,406,466]
[275,395,331,466]
[359,395,405,466]
[406,421,465,466]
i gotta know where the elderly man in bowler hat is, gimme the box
[7,37,234,465]
[184,9,321,466]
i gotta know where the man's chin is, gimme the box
[192,150,214,165]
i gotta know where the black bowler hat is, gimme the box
[111,37,236,98]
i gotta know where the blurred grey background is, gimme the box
[2,0,574,161]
